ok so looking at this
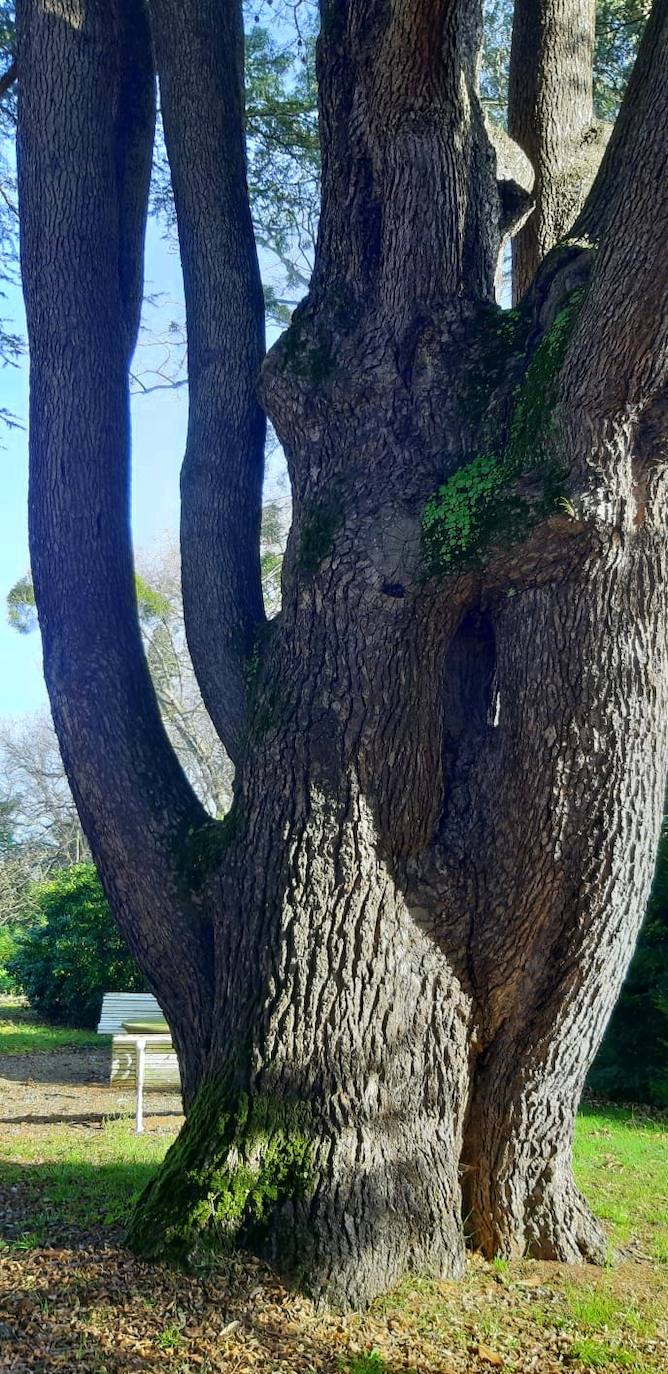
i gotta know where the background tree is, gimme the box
[0,714,88,983]
[13,0,668,1316]
[5,518,288,832]
[593,0,650,118]
[0,797,27,985]
[0,714,87,869]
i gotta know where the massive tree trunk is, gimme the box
[17,0,668,1312]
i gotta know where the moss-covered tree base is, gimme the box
[126,1075,313,1274]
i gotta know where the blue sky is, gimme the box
[0,220,285,721]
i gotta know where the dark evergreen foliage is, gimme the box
[9,864,144,1028]
[589,817,668,1105]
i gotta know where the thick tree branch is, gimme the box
[562,0,668,427]
[113,3,155,358]
[148,0,267,766]
[16,0,214,1079]
[508,0,602,300]
[575,0,666,246]
[312,0,500,312]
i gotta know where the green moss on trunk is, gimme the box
[126,1075,313,1269]
[422,290,585,575]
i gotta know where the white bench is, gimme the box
[97,991,166,1034]
[97,993,182,1132]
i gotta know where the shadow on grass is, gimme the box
[0,1158,413,1374]
[0,1048,109,1085]
[0,1158,162,1244]
[0,1110,183,1128]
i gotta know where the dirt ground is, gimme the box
[0,1045,184,1137]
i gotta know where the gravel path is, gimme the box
[0,1046,184,1136]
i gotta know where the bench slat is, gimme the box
[111,1035,181,1092]
[97,992,165,1034]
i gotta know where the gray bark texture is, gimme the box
[16,0,668,1312]
[508,0,607,300]
[150,0,267,765]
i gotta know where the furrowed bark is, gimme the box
[461,557,668,1258]
[129,0,501,1306]
[462,0,668,1249]
[565,0,668,437]
[130,765,473,1309]
[130,0,668,1297]
[508,0,602,300]
[18,0,668,1314]
[16,0,214,1090]
[148,0,266,764]
[313,0,500,311]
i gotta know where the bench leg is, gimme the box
[136,1036,146,1134]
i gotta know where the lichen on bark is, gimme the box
[127,1075,313,1269]
[422,288,585,574]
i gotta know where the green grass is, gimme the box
[0,1117,171,1242]
[563,1283,646,1333]
[567,1337,640,1370]
[344,1356,413,1374]
[1,1004,668,1373]
[574,1104,668,1262]
[156,1321,185,1351]
[0,996,100,1054]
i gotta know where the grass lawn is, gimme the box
[0,995,100,1054]
[576,1105,668,1267]
[0,1001,667,1373]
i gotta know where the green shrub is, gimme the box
[9,864,144,1028]
[0,926,18,992]
[589,817,668,1106]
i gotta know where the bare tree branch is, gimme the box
[0,59,16,100]
[129,369,188,395]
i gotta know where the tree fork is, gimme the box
[17,0,668,1315]
[130,169,667,1297]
